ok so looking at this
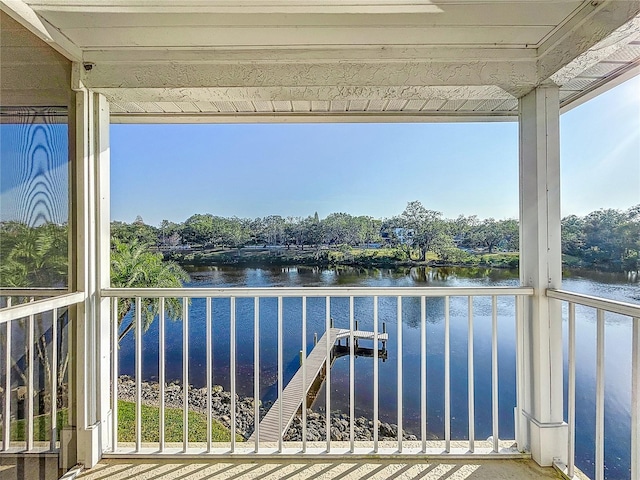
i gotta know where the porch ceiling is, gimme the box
[1,0,639,121]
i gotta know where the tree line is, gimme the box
[109,201,639,269]
[111,201,520,261]
[1,202,637,289]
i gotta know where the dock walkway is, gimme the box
[248,328,388,442]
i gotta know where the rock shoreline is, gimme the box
[118,376,417,442]
[118,376,262,439]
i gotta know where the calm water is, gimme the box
[118,265,639,480]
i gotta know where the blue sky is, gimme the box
[111,76,639,226]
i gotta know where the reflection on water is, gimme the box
[118,265,638,480]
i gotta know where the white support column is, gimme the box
[518,83,567,467]
[95,93,112,457]
[71,64,111,468]
[73,84,99,468]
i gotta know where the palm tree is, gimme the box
[0,222,68,287]
[111,239,190,342]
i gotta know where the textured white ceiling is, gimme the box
[8,0,640,120]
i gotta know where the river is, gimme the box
[117,265,639,479]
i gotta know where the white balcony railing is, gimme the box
[3,284,637,478]
[0,290,85,453]
[547,289,640,480]
[103,286,533,456]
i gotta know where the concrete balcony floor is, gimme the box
[76,457,567,480]
[74,441,590,479]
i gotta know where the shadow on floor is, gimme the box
[76,458,566,480]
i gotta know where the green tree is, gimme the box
[582,208,626,266]
[323,213,351,245]
[358,216,382,246]
[449,215,480,248]
[261,215,286,246]
[181,213,215,246]
[222,216,251,249]
[302,213,323,251]
[471,218,519,254]
[432,234,471,264]
[111,239,190,342]
[616,205,640,269]
[501,219,519,251]
[284,216,304,249]
[472,218,501,254]
[159,219,181,245]
[399,201,448,261]
[111,220,158,246]
[561,215,586,257]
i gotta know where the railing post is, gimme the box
[518,84,567,466]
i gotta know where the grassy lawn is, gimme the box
[350,247,401,256]
[7,401,240,443]
[480,252,519,261]
[117,400,242,443]
[9,409,68,442]
[474,252,519,267]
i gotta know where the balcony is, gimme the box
[1,286,638,479]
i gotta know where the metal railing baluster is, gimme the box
[515,295,524,449]
[135,297,142,452]
[421,295,427,453]
[567,302,576,478]
[632,316,639,480]
[397,296,403,452]
[111,298,118,452]
[444,296,450,453]
[373,296,379,453]
[491,295,499,453]
[325,296,331,453]
[277,296,283,452]
[182,297,189,453]
[50,307,58,451]
[231,297,237,453]
[254,297,260,453]
[468,296,475,453]
[206,297,212,453]
[349,296,355,453]
[595,309,605,480]
[159,297,165,452]
[301,296,306,453]
[26,301,34,451]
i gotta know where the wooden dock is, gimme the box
[248,328,388,442]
